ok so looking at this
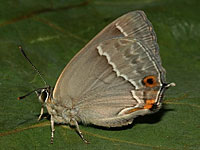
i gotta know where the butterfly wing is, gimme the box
[73,37,165,127]
[53,11,166,127]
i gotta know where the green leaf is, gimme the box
[0,0,199,149]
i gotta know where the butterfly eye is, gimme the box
[36,89,49,103]
[142,75,157,87]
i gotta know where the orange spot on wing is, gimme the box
[142,75,158,87]
[144,99,155,109]
[123,99,156,114]
[124,108,142,114]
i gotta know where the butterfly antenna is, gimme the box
[17,88,42,100]
[19,45,47,86]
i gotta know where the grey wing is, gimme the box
[114,10,166,81]
[75,38,165,127]
[52,10,164,127]
[53,10,162,101]
[115,10,161,64]
[75,77,138,127]
[97,37,165,89]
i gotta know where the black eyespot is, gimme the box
[142,75,157,87]
[147,78,154,84]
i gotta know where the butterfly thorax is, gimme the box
[45,97,80,125]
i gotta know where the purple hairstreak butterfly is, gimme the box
[18,10,175,144]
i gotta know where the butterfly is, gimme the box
[18,10,175,144]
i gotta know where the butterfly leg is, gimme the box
[38,106,44,121]
[71,118,90,144]
[50,116,55,144]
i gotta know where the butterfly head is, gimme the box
[17,46,53,104]
[35,86,52,104]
